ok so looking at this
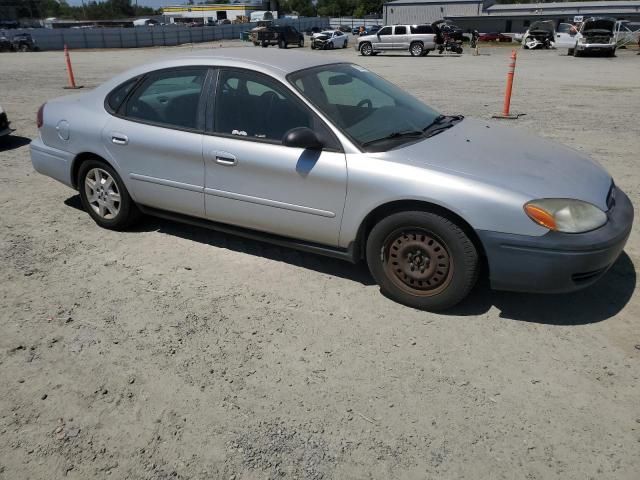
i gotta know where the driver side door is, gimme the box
[374,26,393,49]
[201,68,347,246]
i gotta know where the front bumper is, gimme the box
[576,42,615,51]
[477,186,634,293]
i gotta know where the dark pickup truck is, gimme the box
[255,25,304,48]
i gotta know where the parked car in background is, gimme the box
[30,49,633,310]
[352,25,363,35]
[522,20,555,49]
[357,24,437,56]
[0,33,12,52]
[478,32,512,42]
[0,104,12,137]
[568,17,617,56]
[337,25,351,33]
[254,25,304,48]
[12,33,38,51]
[311,30,348,49]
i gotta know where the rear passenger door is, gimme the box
[102,67,209,218]
[201,68,347,246]
[392,25,409,49]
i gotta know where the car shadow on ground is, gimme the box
[64,194,636,321]
[0,135,31,152]
[64,195,375,285]
[446,252,636,325]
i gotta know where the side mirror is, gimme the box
[283,127,324,150]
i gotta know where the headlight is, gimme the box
[524,199,607,233]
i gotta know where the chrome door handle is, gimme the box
[215,154,237,166]
[111,134,128,145]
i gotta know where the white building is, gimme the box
[162,3,277,24]
[383,0,495,25]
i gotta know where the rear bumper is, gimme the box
[30,137,75,188]
[477,187,634,293]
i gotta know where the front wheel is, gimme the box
[78,159,140,231]
[299,38,304,48]
[360,42,373,56]
[278,39,287,49]
[366,211,478,311]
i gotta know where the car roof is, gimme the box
[94,47,345,94]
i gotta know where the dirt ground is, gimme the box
[1,41,639,480]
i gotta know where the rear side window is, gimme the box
[410,25,434,34]
[394,26,407,35]
[106,77,139,113]
[123,68,207,130]
[378,27,392,36]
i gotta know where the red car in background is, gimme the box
[478,32,512,42]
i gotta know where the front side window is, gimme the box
[394,26,407,35]
[289,64,443,151]
[378,27,392,36]
[214,69,313,142]
[124,68,206,130]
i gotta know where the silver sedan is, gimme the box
[30,48,633,310]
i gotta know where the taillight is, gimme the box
[37,103,45,129]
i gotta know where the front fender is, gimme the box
[339,155,547,249]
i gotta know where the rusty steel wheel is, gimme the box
[366,210,478,311]
[383,229,453,296]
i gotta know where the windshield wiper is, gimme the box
[361,130,424,147]
[422,115,464,138]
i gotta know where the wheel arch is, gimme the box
[71,152,114,190]
[354,199,487,264]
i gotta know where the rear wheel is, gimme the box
[278,39,287,49]
[366,211,478,311]
[299,38,304,47]
[409,41,424,56]
[573,47,581,57]
[261,40,268,48]
[360,42,373,56]
[78,159,140,231]
[567,47,574,55]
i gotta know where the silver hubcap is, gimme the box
[362,44,371,55]
[412,45,421,55]
[84,168,121,219]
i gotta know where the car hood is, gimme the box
[384,118,612,210]
[583,18,615,33]
[528,20,555,33]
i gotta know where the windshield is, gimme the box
[288,63,447,151]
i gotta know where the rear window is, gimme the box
[410,25,434,34]
[106,77,139,113]
[394,26,407,35]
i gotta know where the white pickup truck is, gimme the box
[356,24,437,57]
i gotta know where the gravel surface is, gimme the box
[1,41,639,479]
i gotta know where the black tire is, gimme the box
[311,43,316,50]
[567,47,574,55]
[409,41,424,57]
[278,39,287,49]
[299,38,304,48]
[573,48,581,57]
[366,211,478,311]
[360,42,373,56]
[261,41,268,48]
[608,48,616,57]
[78,158,140,231]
